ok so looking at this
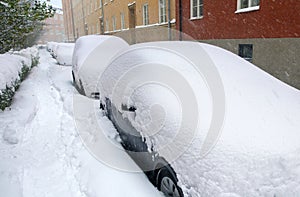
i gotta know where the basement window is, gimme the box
[238,44,253,62]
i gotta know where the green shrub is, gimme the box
[0,53,39,111]
[19,64,30,81]
[0,85,14,110]
[31,55,39,67]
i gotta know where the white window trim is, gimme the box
[121,12,125,30]
[105,19,109,31]
[143,4,149,25]
[190,0,203,20]
[159,0,167,23]
[190,16,203,20]
[235,5,260,13]
[236,0,260,12]
[112,16,116,31]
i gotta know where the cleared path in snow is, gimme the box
[0,49,162,197]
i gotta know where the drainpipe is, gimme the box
[70,0,76,41]
[101,0,105,34]
[81,0,87,35]
[179,0,182,41]
[167,0,171,40]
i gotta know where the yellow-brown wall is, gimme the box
[62,0,176,42]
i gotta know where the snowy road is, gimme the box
[0,49,162,197]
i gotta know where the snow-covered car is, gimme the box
[47,42,74,65]
[99,41,300,197]
[46,41,58,57]
[55,43,74,66]
[72,35,129,98]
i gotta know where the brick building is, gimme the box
[176,0,300,89]
[37,8,67,44]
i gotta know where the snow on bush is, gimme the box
[72,35,129,97]
[99,41,300,196]
[0,46,39,110]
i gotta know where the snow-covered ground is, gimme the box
[0,49,162,197]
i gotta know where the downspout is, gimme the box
[70,0,76,41]
[81,0,86,35]
[101,0,105,34]
[167,0,171,40]
[179,0,182,41]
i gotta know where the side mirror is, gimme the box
[121,104,136,112]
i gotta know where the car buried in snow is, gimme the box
[99,41,300,197]
[72,35,129,98]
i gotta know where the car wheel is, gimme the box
[157,167,184,197]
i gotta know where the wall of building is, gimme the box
[175,0,300,89]
[200,38,300,89]
[63,0,176,42]
[102,0,175,32]
[176,0,300,40]
[102,0,176,44]
[37,10,66,44]
[62,0,75,42]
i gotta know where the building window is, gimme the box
[239,44,253,62]
[106,19,109,31]
[112,16,116,31]
[237,0,260,10]
[96,23,100,34]
[191,0,203,19]
[121,12,125,29]
[159,0,166,23]
[143,4,149,25]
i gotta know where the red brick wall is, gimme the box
[176,0,300,40]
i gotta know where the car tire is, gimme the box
[157,167,184,197]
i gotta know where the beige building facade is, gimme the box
[61,0,75,42]
[37,9,66,44]
[62,0,176,43]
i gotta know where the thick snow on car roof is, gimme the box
[56,44,74,66]
[73,35,129,97]
[100,41,300,196]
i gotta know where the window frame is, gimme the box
[238,44,253,63]
[190,0,203,20]
[159,0,167,23]
[236,0,260,13]
[120,12,125,30]
[143,4,149,25]
[105,19,109,32]
[112,16,116,31]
